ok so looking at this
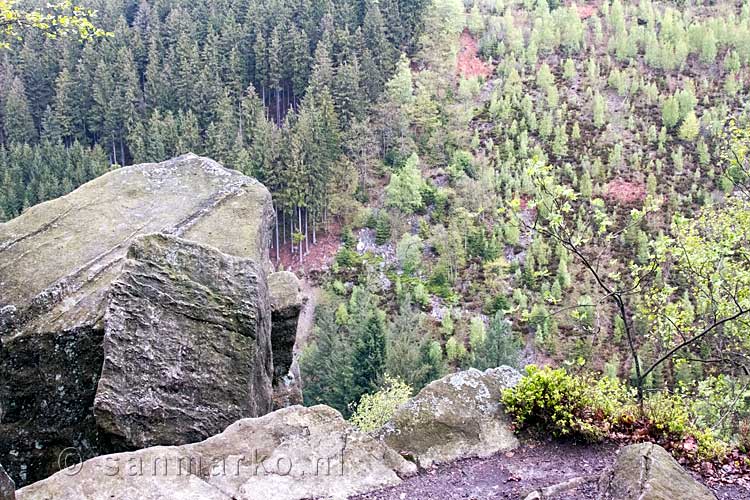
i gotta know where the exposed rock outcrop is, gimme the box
[268,271,305,409]
[16,405,417,500]
[0,155,301,486]
[94,233,273,448]
[378,366,521,468]
[597,443,717,500]
[0,465,14,500]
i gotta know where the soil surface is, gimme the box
[353,439,749,500]
[275,221,342,275]
[458,29,492,79]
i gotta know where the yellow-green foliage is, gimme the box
[503,365,731,459]
[501,365,634,441]
[643,392,728,459]
[349,376,412,432]
[0,0,110,48]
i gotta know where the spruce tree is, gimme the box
[3,76,37,145]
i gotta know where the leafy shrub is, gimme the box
[503,366,731,460]
[643,392,692,438]
[349,376,412,432]
[412,282,431,309]
[331,279,346,295]
[445,335,468,363]
[502,365,635,441]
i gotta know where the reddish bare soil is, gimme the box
[458,29,492,79]
[576,4,598,19]
[604,178,646,206]
[274,221,342,275]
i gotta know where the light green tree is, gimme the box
[662,96,680,129]
[678,112,700,141]
[396,233,424,275]
[349,376,412,432]
[386,153,424,213]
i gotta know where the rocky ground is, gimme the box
[354,440,749,500]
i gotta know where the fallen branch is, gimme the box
[522,474,599,500]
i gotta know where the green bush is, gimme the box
[503,366,731,459]
[501,365,634,441]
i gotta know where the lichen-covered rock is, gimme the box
[0,154,273,337]
[0,465,14,500]
[94,233,273,448]
[268,271,305,409]
[597,443,716,500]
[0,155,297,487]
[16,405,416,500]
[379,366,521,468]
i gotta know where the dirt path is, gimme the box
[353,440,747,500]
[354,441,616,500]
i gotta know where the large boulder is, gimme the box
[0,465,13,500]
[379,366,521,468]
[0,155,299,486]
[16,405,417,500]
[0,154,274,336]
[597,443,716,500]
[94,233,273,448]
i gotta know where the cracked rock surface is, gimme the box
[268,271,305,409]
[94,233,273,448]
[597,442,717,500]
[0,155,300,487]
[16,405,417,500]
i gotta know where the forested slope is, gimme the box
[297,0,750,472]
[0,0,427,226]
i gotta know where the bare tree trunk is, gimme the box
[274,206,280,263]
[276,89,281,124]
[304,207,309,254]
[298,206,303,265]
[290,209,294,253]
[238,100,244,140]
[282,210,286,244]
[312,211,317,245]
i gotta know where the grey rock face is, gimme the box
[16,405,416,500]
[268,271,305,409]
[0,465,14,500]
[379,366,521,468]
[0,154,273,338]
[598,443,716,500]
[0,155,299,486]
[0,325,106,485]
[94,234,273,448]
